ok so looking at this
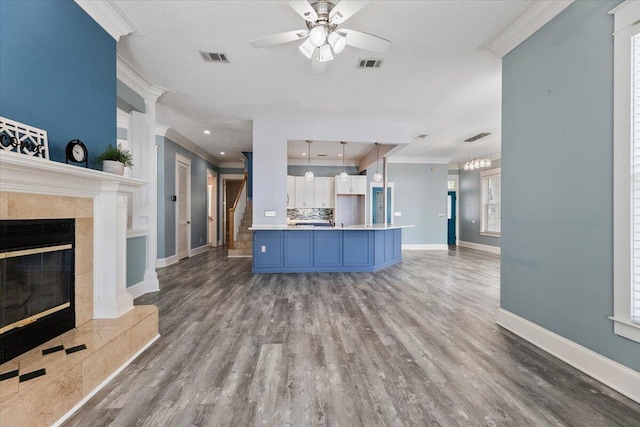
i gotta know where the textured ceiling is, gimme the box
[115,1,528,165]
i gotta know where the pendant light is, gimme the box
[305,140,314,180]
[372,143,383,182]
[339,141,349,181]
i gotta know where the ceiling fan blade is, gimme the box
[288,1,318,23]
[312,53,326,74]
[329,1,369,25]
[338,29,390,53]
[250,30,309,48]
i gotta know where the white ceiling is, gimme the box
[115,1,529,165]
[288,139,385,163]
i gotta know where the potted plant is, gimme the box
[96,144,133,175]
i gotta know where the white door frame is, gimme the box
[219,173,244,245]
[207,168,217,247]
[369,182,395,225]
[176,153,192,259]
[448,174,460,245]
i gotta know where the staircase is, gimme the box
[228,201,253,257]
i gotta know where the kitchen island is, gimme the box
[250,224,414,273]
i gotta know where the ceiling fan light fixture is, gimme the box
[309,25,327,47]
[328,31,347,54]
[299,38,315,59]
[318,43,334,62]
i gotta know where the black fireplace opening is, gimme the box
[1,219,75,364]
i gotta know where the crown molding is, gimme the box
[158,127,218,166]
[219,161,245,169]
[482,0,574,57]
[117,54,168,103]
[287,159,359,167]
[387,156,451,165]
[74,0,137,41]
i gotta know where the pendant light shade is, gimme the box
[340,141,349,181]
[305,140,314,180]
[328,31,347,54]
[299,38,315,59]
[309,26,327,47]
[318,44,334,62]
[372,143,383,182]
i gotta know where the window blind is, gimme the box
[486,174,501,233]
[631,32,640,321]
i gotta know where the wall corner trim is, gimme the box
[482,0,574,57]
[496,308,640,404]
[458,240,501,254]
[117,54,168,102]
[74,0,135,41]
[161,128,219,166]
[127,279,160,299]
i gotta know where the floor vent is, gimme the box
[200,51,230,63]
[358,58,383,69]
[464,132,491,142]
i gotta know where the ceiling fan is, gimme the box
[250,1,390,73]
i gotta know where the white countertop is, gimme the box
[249,224,414,231]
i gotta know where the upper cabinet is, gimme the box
[314,177,334,208]
[294,176,314,208]
[287,175,296,208]
[335,175,367,195]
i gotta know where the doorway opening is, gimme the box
[223,179,243,245]
[448,190,457,245]
[175,154,191,260]
[370,183,394,225]
[207,170,217,247]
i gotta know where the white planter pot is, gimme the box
[102,160,124,176]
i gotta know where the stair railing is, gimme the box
[228,173,247,250]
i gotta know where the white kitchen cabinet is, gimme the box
[295,176,314,208]
[335,175,367,195]
[314,177,334,208]
[287,175,296,208]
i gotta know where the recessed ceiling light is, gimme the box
[302,153,306,156]
[204,130,210,135]
[338,153,343,157]
[220,152,225,155]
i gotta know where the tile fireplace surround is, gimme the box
[0,151,159,426]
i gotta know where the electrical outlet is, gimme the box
[472,219,476,224]
[264,210,276,217]
[394,212,402,217]
[200,237,203,243]
[438,213,444,217]
[261,245,266,253]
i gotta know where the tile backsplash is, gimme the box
[287,208,333,222]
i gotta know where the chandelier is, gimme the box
[464,157,492,171]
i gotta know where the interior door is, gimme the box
[372,187,392,224]
[177,161,189,260]
[208,173,217,247]
[448,191,456,245]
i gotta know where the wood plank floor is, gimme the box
[64,247,640,426]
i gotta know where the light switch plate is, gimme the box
[394,212,402,217]
[261,245,266,253]
[438,213,445,217]
[264,210,276,217]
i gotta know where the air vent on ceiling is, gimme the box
[200,51,230,63]
[358,58,383,69]
[464,132,491,142]
[415,134,428,139]
[317,154,328,157]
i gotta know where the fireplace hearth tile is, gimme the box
[0,192,7,217]
[42,345,65,355]
[0,370,19,382]
[65,344,87,354]
[19,368,46,383]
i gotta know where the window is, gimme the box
[612,0,640,343]
[480,168,501,235]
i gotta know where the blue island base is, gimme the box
[252,228,402,273]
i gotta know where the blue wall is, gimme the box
[459,159,501,247]
[126,236,147,287]
[157,136,218,258]
[0,0,115,169]
[502,0,640,372]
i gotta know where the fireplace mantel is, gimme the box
[0,150,148,319]
[0,150,146,196]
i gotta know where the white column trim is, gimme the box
[117,54,167,102]
[497,309,640,404]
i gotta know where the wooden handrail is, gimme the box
[228,173,248,250]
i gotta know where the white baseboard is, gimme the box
[402,244,449,250]
[496,308,640,404]
[190,244,209,256]
[155,254,178,268]
[127,278,159,299]
[458,240,501,254]
[52,334,161,427]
